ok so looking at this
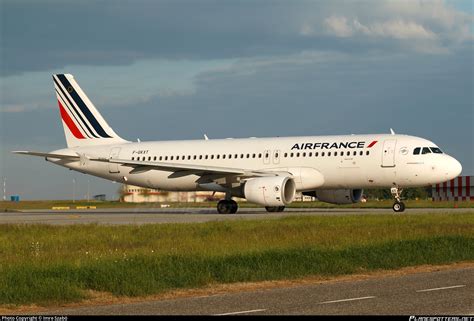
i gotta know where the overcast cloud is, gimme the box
[0,0,472,200]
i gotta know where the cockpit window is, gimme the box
[430,147,443,154]
[422,147,431,154]
[413,147,421,155]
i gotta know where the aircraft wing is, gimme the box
[12,151,80,159]
[92,157,278,177]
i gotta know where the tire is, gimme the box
[230,200,238,214]
[392,202,405,213]
[265,206,284,213]
[217,200,231,214]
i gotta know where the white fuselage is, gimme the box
[49,133,462,192]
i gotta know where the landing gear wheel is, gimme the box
[265,206,285,213]
[229,200,238,214]
[392,202,405,213]
[390,186,406,213]
[217,200,239,214]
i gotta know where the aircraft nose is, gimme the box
[445,156,462,180]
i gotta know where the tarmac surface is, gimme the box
[41,266,473,315]
[0,207,472,225]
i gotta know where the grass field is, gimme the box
[0,212,473,306]
[1,199,473,211]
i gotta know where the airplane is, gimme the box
[13,74,462,213]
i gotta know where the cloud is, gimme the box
[1,0,472,76]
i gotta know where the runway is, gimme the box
[1,207,472,225]
[41,265,473,315]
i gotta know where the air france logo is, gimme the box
[291,141,377,150]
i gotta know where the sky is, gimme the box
[0,0,473,200]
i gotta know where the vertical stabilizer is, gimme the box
[53,74,127,147]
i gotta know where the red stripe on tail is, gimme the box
[58,100,85,139]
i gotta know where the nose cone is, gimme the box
[445,156,462,180]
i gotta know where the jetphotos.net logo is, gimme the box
[409,317,473,321]
[291,141,378,150]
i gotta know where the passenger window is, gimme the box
[413,147,421,155]
[154,156,157,161]
[246,154,250,158]
[131,157,134,160]
[252,153,256,158]
[222,155,225,159]
[315,152,319,157]
[284,153,288,158]
[366,151,370,156]
[359,151,363,156]
[328,152,331,156]
[346,151,350,156]
[309,152,312,157]
[275,153,279,158]
[258,153,262,158]
[422,147,431,154]
[199,155,202,160]
[170,156,174,161]
[353,151,357,156]
[205,155,208,159]
[334,152,338,156]
[211,155,214,159]
[165,156,168,161]
[296,153,300,157]
[322,152,325,157]
[216,155,220,159]
[290,153,294,157]
[159,156,163,161]
[302,152,306,157]
[240,154,244,158]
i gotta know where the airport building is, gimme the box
[432,176,473,201]
[120,184,315,203]
[120,185,225,203]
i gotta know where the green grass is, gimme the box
[0,213,473,306]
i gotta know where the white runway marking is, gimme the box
[416,285,466,292]
[214,309,267,315]
[318,296,376,304]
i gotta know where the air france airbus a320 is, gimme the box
[14,74,462,213]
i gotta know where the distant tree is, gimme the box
[364,186,431,200]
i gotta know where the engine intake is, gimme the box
[244,176,296,206]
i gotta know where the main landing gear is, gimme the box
[217,199,238,214]
[391,187,405,213]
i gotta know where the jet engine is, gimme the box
[304,189,363,204]
[244,176,296,206]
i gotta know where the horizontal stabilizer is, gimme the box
[12,151,80,159]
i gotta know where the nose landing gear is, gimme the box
[391,187,405,212]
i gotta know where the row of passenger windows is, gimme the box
[413,147,443,155]
[131,150,370,162]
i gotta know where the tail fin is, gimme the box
[53,74,127,148]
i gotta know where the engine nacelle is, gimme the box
[244,176,296,206]
[309,189,363,204]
